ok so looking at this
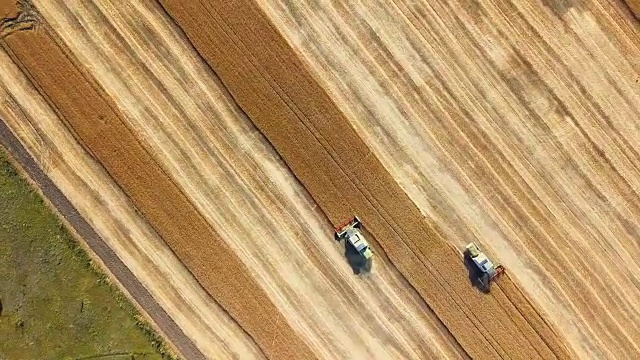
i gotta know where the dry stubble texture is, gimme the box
[158,0,572,359]
[0,125,203,360]
[623,0,640,17]
[252,0,640,357]
[0,39,263,359]
[28,0,468,358]
[0,5,315,359]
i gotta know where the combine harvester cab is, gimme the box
[335,216,373,274]
[464,242,505,293]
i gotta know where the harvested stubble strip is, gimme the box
[157,0,572,359]
[0,9,315,360]
[496,275,571,358]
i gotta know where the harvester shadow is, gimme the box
[343,241,371,275]
[463,252,490,294]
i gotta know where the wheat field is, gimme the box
[1,0,639,359]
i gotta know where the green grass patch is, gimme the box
[0,150,178,360]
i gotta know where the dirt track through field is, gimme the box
[0,37,264,359]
